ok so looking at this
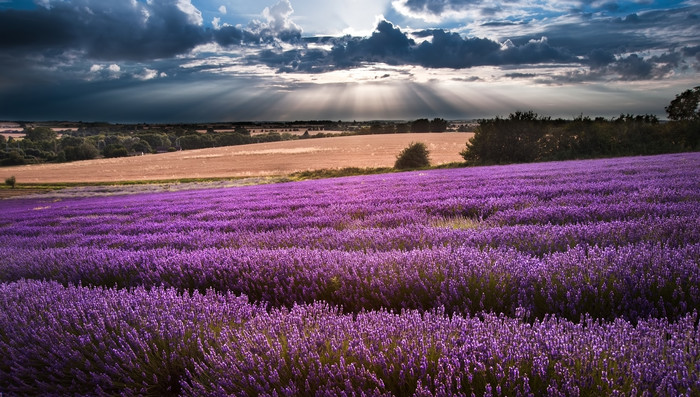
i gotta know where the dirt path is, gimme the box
[1,133,472,183]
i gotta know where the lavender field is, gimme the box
[1,153,699,395]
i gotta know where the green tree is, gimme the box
[24,126,57,142]
[461,111,547,165]
[5,175,16,188]
[59,136,84,150]
[394,142,430,169]
[64,142,99,161]
[235,126,251,135]
[410,119,431,133]
[430,118,448,132]
[103,144,129,158]
[1,151,25,166]
[132,139,152,154]
[665,86,700,120]
[136,133,171,150]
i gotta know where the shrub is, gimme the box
[5,175,16,188]
[394,142,430,169]
[1,151,26,166]
[103,144,129,158]
[64,143,99,161]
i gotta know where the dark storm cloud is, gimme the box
[0,0,304,61]
[610,54,653,79]
[412,30,499,68]
[0,1,208,60]
[587,49,616,68]
[250,20,575,73]
[529,6,699,56]
[610,52,682,80]
[2,0,696,76]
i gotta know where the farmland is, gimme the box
[0,133,470,183]
[1,152,699,395]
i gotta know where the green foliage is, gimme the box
[135,133,171,150]
[59,135,84,150]
[394,142,431,169]
[178,134,214,150]
[103,144,129,158]
[234,126,251,135]
[64,142,99,161]
[214,132,250,147]
[5,175,16,188]
[131,139,152,154]
[24,126,57,142]
[461,111,694,165]
[290,167,393,180]
[665,86,700,121]
[410,118,447,133]
[429,118,448,132]
[1,150,26,166]
[461,111,550,164]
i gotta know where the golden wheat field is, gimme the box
[1,133,473,183]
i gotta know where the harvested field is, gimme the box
[0,133,471,183]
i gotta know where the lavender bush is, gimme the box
[1,152,699,394]
[1,280,698,396]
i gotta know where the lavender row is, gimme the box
[5,171,698,229]
[5,200,698,238]
[3,156,698,233]
[2,215,697,255]
[1,280,698,396]
[3,243,698,322]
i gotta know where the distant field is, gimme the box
[1,133,472,183]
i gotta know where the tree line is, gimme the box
[0,128,291,166]
[0,118,452,167]
[460,87,699,165]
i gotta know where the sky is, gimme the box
[0,0,698,122]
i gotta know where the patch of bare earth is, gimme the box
[0,189,48,199]
[0,133,472,184]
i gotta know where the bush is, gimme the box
[1,151,26,166]
[103,144,129,158]
[5,175,16,188]
[394,142,430,169]
[64,143,99,161]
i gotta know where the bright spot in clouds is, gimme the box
[0,0,697,122]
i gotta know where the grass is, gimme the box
[1,163,471,199]
[289,163,469,181]
[289,167,394,180]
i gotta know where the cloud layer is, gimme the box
[0,0,697,121]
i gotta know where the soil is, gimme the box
[0,133,472,184]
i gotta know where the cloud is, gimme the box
[608,52,681,80]
[210,0,303,46]
[0,0,696,107]
[587,49,616,68]
[0,0,208,60]
[392,0,482,22]
[252,20,575,72]
[218,5,227,15]
[134,68,160,81]
[247,0,302,43]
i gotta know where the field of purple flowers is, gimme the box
[1,152,699,395]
